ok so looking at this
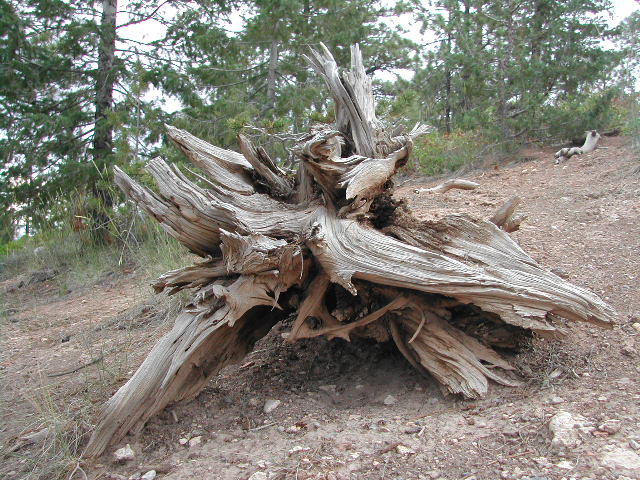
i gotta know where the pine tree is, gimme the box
[402,0,620,142]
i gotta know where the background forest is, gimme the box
[1,0,638,253]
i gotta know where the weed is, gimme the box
[411,130,488,176]
[0,376,89,480]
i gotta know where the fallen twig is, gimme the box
[47,356,104,378]
[250,422,276,432]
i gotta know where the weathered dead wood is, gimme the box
[238,134,294,198]
[309,208,613,332]
[166,125,255,194]
[415,178,480,194]
[490,196,526,232]
[86,44,616,457]
[152,257,228,295]
[555,130,600,164]
[84,305,286,458]
[85,241,307,458]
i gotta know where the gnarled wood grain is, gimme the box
[87,44,616,458]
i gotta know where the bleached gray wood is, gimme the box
[165,125,255,194]
[87,44,616,458]
[415,178,480,194]
[554,130,600,164]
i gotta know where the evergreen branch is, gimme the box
[116,0,174,30]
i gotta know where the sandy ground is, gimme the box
[1,136,639,480]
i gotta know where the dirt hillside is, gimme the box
[1,136,639,480]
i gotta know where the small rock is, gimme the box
[404,425,421,434]
[383,395,397,406]
[597,419,621,435]
[285,423,306,434]
[632,322,640,333]
[263,399,281,414]
[288,445,311,456]
[127,474,141,480]
[549,411,590,451]
[178,437,188,446]
[141,471,156,480]
[16,427,50,447]
[556,460,574,470]
[188,436,202,448]
[318,385,336,393]
[248,473,268,480]
[113,444,135,463]
[550,396,564,405]
[630,439,640,450]
[597,395,607,402]
[248,397,260,407]
[601,447,640,472]
[396,445,416,455]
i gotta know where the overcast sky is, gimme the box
[117,0,640,113]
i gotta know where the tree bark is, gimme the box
[265,40,279,115]
[90,0,118,243]
[84,44,615,458]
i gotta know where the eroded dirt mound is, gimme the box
[1,136,639,480]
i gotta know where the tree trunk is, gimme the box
[84,44,615,457]
[90,0,117,243]
[266,40,279,111]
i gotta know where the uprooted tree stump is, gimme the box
[84,44,615,457]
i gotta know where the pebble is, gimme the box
[404,426,421,434]
[556,460,574,470]
[549,411,590,451]
[263,399,281,414]
[629,439,640,450]
[113,444,135,464]
[601,447,640,472]
[597,419,621,435]
[319,385,336,393]
[383,395,397,406]
[288,445,311,456]
[285,424,304,434]
[396,445,416,455]
[248,473,268,480]
[632,322,640,333]
[188,436,202,448]
[141,471,156,480]
[550,396,564,405]
[178,438,188,446]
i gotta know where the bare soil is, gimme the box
[1,136,639,480]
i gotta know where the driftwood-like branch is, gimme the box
[86,44,616,458]
[490,196,527,232]
[554,130,600,164]
[415,178,480,194]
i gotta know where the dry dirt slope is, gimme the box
[1,136,639,480]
